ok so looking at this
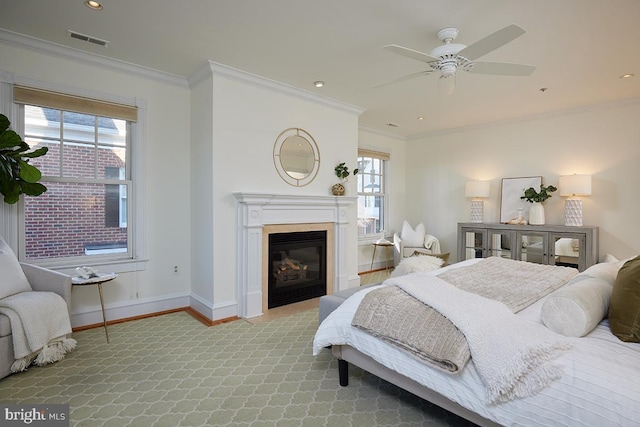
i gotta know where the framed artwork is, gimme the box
[500,176,542,223]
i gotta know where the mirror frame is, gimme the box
[273,128,320,187]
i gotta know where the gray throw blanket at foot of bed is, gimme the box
[352,257,577,403]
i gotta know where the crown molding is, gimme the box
[0,28,188,88]
[358,124,406,140]
[189,60,365,117]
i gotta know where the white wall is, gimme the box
[189,63,363,319]
[0,42,193,326]
[405,100,640,262]
[357,128,406,272]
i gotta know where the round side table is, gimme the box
[72,273,117,343]
[371,241,394,271]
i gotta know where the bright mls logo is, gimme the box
[1,404,69,426]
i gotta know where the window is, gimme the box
[357,150,389,239]
[14,86,137,264]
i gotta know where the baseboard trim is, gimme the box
[72,306,240,332]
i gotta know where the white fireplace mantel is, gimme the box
[234,193,356,318]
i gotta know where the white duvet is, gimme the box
[313,260,640,427]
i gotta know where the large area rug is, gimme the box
[0,309,475,426]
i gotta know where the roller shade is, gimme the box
[14,85,137,122]
[358,149,390,161]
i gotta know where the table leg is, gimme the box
[386,245,392,270]
[370,245,378,271]
[97,283,109,343]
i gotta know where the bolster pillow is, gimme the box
[541,277,612,337]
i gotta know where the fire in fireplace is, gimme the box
[268,230,327,308]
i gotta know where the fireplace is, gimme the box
[234,193,356,318]
[268,230,327,308]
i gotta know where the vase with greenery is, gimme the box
[0,113,48,204]
[520,184,557,225]
[332,162,359,196]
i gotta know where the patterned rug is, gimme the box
[0,309,475,426]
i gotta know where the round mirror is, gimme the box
[273,128,320,186]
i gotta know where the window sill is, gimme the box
[35,258,148,277]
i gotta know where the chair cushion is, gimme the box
[609,255,640,342]
[0,237,31,299]
[400,220,425,247]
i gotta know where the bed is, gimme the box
[313,257,640,427]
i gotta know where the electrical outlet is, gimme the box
[173,265,179,274]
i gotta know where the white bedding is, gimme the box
[313,259,640,427]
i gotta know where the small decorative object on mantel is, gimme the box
[332,162,358,196]
[520,184,557,225]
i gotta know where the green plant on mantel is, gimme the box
[0,113,48,204]
[520,184,557,203]
[334,162,359,181]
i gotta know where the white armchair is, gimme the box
[393,220,441,266]
[0,237,74,378]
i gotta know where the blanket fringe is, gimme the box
[10,337,77,373]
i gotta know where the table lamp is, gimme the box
[465,180,490,223]
[559,174,592,226]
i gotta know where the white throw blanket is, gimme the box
[390,274,574,404]
[0,291,76,372]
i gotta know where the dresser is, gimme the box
[457,223,599,271]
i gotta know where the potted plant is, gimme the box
[332,162,359,196]
[520,184,557,225]
[0,113,48,204]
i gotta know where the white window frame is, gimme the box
[357,149,390,243]
[0,74,147,274]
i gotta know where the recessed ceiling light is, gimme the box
[620,73,634,79]
[314,81,324,88]
[85,1,103,10]
[417,117,424,121]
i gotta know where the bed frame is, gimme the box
[332,344,501,427]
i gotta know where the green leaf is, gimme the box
[18,160,42,183]
[2,184,20,205]
[20,181,47,197]
[23,146,48,158]
[0,129,23,149]
[0,114,9,133]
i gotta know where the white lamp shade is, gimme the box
[559,174,592,196]
[465,180,490,198]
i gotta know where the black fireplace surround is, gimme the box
[268,230,327,309]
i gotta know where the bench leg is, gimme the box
[338,359,349,386]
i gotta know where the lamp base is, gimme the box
[470,200,484,223]
[564,198,583,226]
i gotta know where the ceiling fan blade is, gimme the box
[383,44,440,64]
[438,74,456,96]
[470,61,536,76]
[373,70,434,88]
[457,24,526,61]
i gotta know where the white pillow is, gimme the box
[567,259,625,286]
[390,255,444,278]
[0,237,32,299]
[400,220,426,247]
[541,277,612,337]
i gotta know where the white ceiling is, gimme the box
[2,0,640,137]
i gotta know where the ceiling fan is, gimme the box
[380,24,536,95]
